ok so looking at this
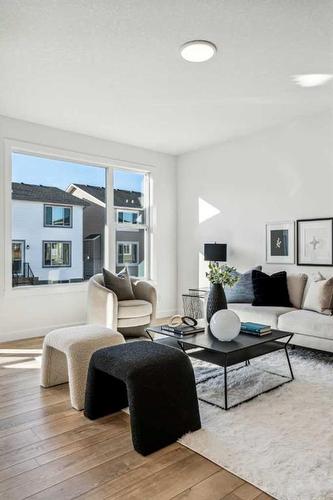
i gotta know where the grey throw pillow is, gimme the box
[225,266,262,303]
[287,273,308,309]
[103,267,135,301]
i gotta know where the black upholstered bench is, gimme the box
[84,341,201,455]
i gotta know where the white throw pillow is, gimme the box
[302,275,333,315]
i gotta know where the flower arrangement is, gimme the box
[206,262,239,287]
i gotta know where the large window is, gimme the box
[43,241,71,267]
[10,151,151,287]
[12,152,106,287]
[44,205,72,227]
[114,169,150,278]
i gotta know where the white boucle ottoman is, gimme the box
[40,324,125,410]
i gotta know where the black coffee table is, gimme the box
[146,326,294,410]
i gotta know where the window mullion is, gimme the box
[105,167,115,273]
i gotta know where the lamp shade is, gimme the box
[204,243,227,262]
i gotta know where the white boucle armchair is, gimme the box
[87,273,157,339]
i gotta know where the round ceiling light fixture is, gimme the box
[180,40,217,62]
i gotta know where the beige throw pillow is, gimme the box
[287,274,308,309]
[302,276,333,315]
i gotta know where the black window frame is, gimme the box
[44,204,73,228]
[42,241,72,268]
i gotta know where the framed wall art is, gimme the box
[297,218,333,266]
[266,221,295,264]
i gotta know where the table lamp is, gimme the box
[204,243,227,263]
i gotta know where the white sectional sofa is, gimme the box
[228,274,333,353]
[229,303,333,352]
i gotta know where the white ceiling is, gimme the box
[0,0,332,155]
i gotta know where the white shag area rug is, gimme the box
[179,348,333,500]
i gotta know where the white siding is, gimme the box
[12,200,83,281]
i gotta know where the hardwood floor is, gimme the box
[0,336,273,500]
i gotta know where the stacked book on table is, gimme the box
[240,322,272,336]
[161,324,205,335]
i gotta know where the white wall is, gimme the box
[12,200,83,281]
[0,115,177,340]
[177,111,333,302]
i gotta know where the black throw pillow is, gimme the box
[252,270,292,307]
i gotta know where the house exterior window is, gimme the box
[43,241,71,267]
[117,242,139,266]
[117,210,141,224]
[44,205,72,227]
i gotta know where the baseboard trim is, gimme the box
[0,322,85,343]
[0,310,180,343]
[156,309,179,319]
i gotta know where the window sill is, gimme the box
[5,281,88,298]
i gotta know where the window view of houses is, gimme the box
[12,153,148,287]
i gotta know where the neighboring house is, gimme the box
[12,182,88,286]
[67,184,145,278]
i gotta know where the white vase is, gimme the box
[210,309,241,341]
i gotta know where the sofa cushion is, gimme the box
[118,300,152,319]
[278,310,333,340]
[252,270,292,307]
[302,275,333,315]
[228,303,295,329]
[287,273,308,309]
[225,266,262,303]
[103,267,135,301]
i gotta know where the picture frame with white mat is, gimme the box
[266,221,295,264]
[297,218,333,266]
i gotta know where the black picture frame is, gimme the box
[296,218,333,266]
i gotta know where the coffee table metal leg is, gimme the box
[284,334,295,380]
[177,341,186,352]
[224,354,228,410]
[146,329,154,342]
[284,346,294,380]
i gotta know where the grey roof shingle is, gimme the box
[114,188,142,209]
[12,183,89,206]
[72,184,143,208]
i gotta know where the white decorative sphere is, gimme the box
[210,310,241,342]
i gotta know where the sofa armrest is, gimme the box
[87,276,118,331]
[131,279,157,321]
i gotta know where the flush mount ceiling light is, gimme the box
[292,74,333,88]
[180,40,217,62]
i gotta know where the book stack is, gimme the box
[161,324,204,336]
[241,322,271,336]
